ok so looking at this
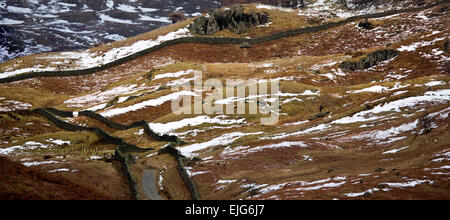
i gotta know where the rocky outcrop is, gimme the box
[339,49,399,71]
[221,0,303,9]
[188,5,270,35]
[358,19,374,30]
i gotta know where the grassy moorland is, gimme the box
[0,0,449,200]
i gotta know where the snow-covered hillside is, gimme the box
[0,0,219,62]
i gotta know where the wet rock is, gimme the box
[339,49,399,71]
[188,5,270,35]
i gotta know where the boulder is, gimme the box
[339,49,399,71]
[188,5,270,35]
[358,19,374,30]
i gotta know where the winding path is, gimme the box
[142,170,164,200]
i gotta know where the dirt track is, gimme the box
[142,170,164,200]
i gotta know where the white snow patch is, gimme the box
[0,18,24,25]
[0,141,50,155]
[23,161,60,167]
[149,115,245,135]
[256,4,294,12]
[333,89,450,124]
[382,146,409,154]
[100,91,198,117]
[154,70,199,80]
[178,132,263,158]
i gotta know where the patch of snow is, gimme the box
[256,4,294,12]
[263,124,331,140]
[0,141,50,155]
[6,6,32,13]
[300,90,320,96]
[295,181,346,191]
[49,168,76,173]
[139,15,171,23]
[236,141,308,156]
[398,37,446,52]
[100,91,198,117]
[0,99,32,111]
[382,179,433,188]
[99,13,138,24]
[104,34,126,41]
[23,160,60,167]
[346,188,380,197]
[382,146,409,154]
[178,132,263,158]
[0,18,24,25]
[149,115,245,135]
[425,81,446,87]
[89,156,102,160]
[333,89,450,124]
[343,120,418,144]
[64,84,140,108]
[116,4,138,13]
[284,120,308,126]
[139,7,159,12]
[153,70,199,80]
[46,139,71,146]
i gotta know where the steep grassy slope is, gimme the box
[0,0,449,200]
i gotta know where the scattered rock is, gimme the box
[309,111,330,121]
[339,49,399,71]
[188,5,270,35]
[240,41,251,48]
[374,168,385,172]
[377,183,388,189]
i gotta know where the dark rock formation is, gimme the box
[221,0,303,9]
[188,5,270,35]
[0,25,24,61]
[358,18,374,30]
[339,49,399,71]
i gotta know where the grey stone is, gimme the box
[188,5,270,35]
[339,49,399,71]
